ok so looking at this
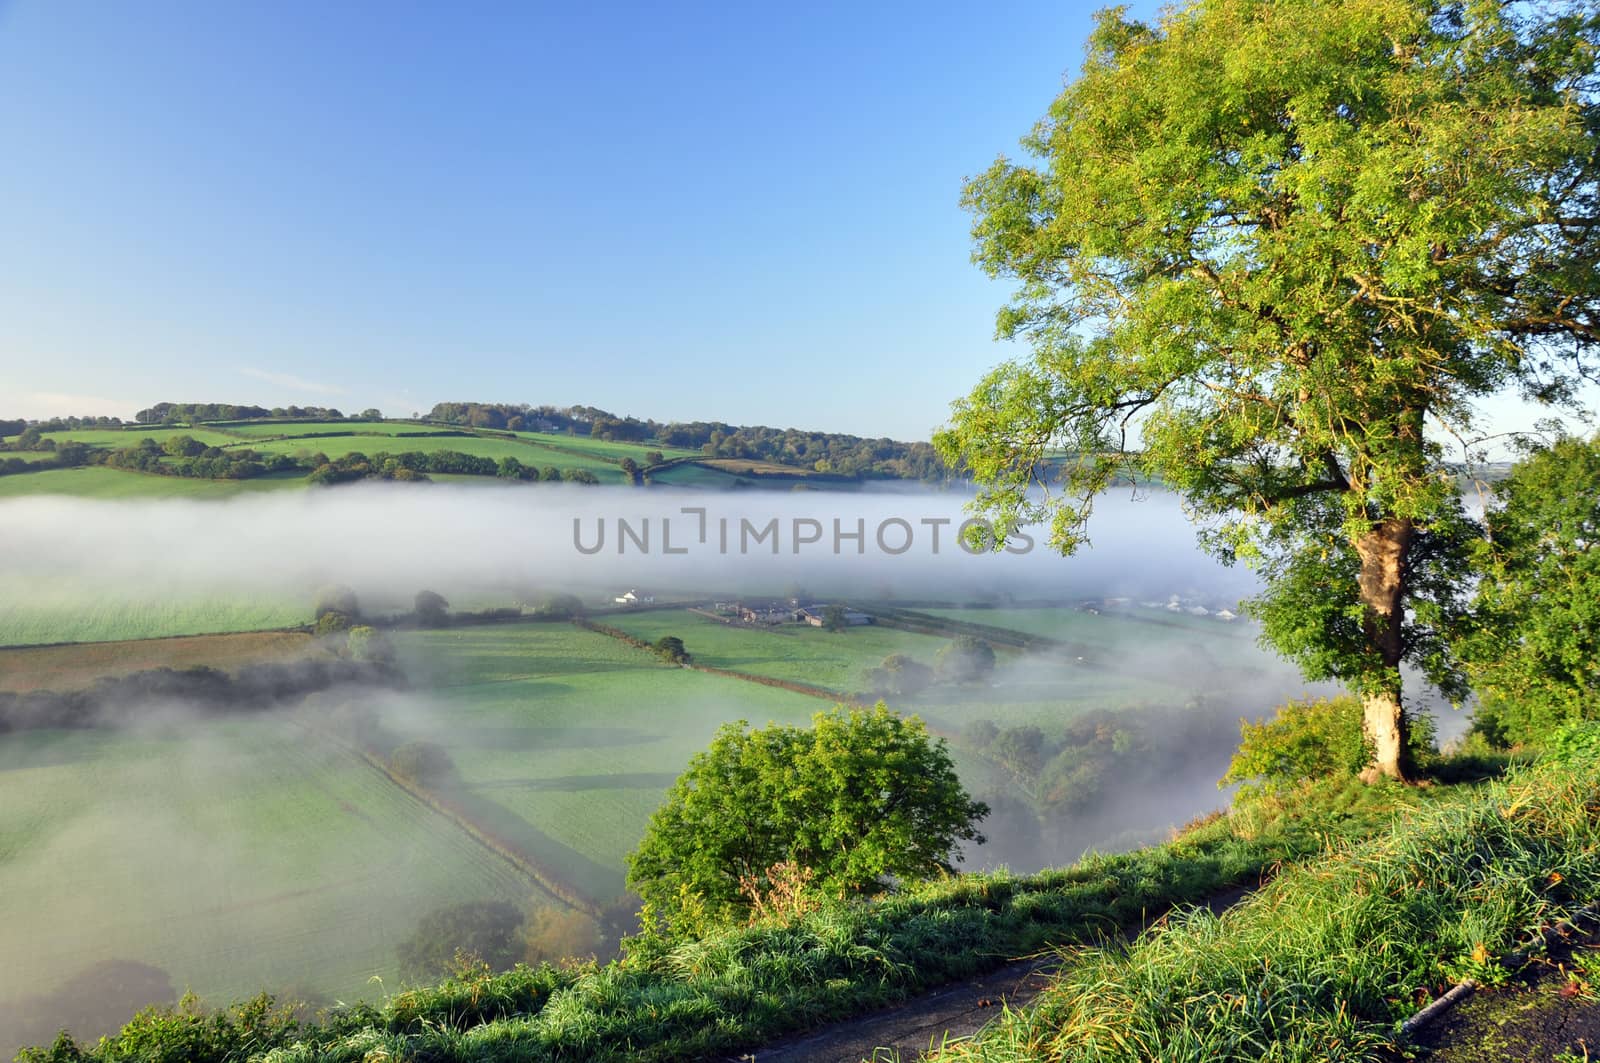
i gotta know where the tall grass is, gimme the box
[927,733,1600,1062]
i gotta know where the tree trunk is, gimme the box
[1355,516,1415,783]
[1359,688,1410,784]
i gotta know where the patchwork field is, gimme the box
[0,578,307,647]
[216,420,435,438]
[237,433,625,479]
[0,631,316,692]
[384,622,827,900]
[0,590,1333,1061]
[507,430,699,463]
[40,427,246,448]
[600,609,955,693]
[0,717,542,1020]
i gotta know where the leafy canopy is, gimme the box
[1460,435,1600,745]
[626,705,987,935]
[938,0,1599,705]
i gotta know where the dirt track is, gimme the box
[733,885,1254,1063]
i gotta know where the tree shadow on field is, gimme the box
[0,959,175,1060]
[0,730,109,773]
[444,782,626,899]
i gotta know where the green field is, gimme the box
[386,623,827,900]
[240,433,626,480]
[0,419,844,495]
[0,576,306,646]
[0,466,304,500]
[919,605,1258,655]
[0,598,1334,1059]
[602,610,953,692]
[596,606,1313,729]
[217,420,435,438]
[0,718,541,1010]
[42,427,245,448]
[648,461,745,487]
[508,430,699,463]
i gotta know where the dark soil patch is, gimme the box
[1413,921,1600,1062]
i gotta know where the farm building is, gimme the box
[614,589,655,606]
[797,606,873,627]
[736,601,790,625]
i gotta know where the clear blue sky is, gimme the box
[0,1,1586,443]
[0,0,1142,437]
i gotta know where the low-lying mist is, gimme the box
[0,483,1260,615]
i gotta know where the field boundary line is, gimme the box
[299,718,603,917]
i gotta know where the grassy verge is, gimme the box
[925,730,1600,1062]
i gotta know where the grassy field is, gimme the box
[0,578,307,646]
[386,622,827,901]
[41,427,246,448]
[600,610,954,693]
[240,433,626,480]
[0,717,542,1015]
[0,631,316,692]
[0,466,304,499]
[508,430,699,463]
[648,461,746,487]
[217,420,436,438]
[0,420,856,495]
[595,606,1320,732]
[920,605,1259,657]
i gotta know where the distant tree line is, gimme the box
[425,401,950,481]
[304,450,601,485]
[0,414,124,437]
[134,402,364,424]
[0,432,607,486]
[103,437,299,480]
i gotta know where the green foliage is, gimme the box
[1223,696,1372,789]
[528,592,584,619]
[14,993,303,1063]
[344,625,392,663]
[936,0,1600,776]
[388,740,456,787]
[394,901,525,983]
[935,635,996,683]
[626,704,987,936]
[312,586,359,622]
[1460,436,1600,747]
[312,611,351,636]
[652,635,691,664]
[1223,696,1440,792]
[865,653,934,696]
[413,589,450,625]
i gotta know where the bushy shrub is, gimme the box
[388,741,455,786]
[1222,697,1434,791]
[653,636,691,664]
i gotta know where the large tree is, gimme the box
[938,0,1599,781]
